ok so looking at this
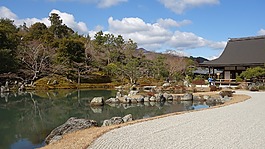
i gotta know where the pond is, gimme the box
[0,89,217,149]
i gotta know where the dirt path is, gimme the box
[88,91,265,149]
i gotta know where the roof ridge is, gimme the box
[229,35,265,42]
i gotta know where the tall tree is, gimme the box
[123,58,141,84]
[27,22,48,40]
[49,13,62,26]
[0,18,19,73]
[0,19,19,49]
[152,55,168,79]
[0,49,18,73]
[48,13,74,38]
[57,39,85,65]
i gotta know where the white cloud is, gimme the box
[159,0,220,14]
[207,41,227,49]
[0,7,88,34]
[0,6,17,19]
[107,17,226,52]
[157,18,192,28]
[49,9,88,34]
[48,0,127,8]
[97,0,127,8]
[1,6,226,54]
[108,17,150,33]
[108,17,172,50]
[0,6,50,27]
[207,52,222,60]
[257,29,265,35]
[167,31,206,50]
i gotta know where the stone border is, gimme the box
[41,92,250,149]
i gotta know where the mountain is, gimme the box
[163,50,186,57]
[189,56,209,64]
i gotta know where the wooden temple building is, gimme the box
[200,35,265,81]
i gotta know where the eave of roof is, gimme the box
[200,35,265,67]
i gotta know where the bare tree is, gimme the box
[18,41,51,84]
[165,55,188,77]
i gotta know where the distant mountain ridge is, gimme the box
[137,48,209,64]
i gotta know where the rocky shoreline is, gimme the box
[42,87,237,148]
[41,92,250,149]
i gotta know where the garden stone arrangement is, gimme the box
[45,86,235,145]
[45,114,133,144]
[90,87,234,107]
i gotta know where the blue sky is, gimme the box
[1,0,265,59]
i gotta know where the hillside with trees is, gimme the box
[0,13,199,88]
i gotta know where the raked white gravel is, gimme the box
[88,91,265,149]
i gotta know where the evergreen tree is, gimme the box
[0,18,19,73]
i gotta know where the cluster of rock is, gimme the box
[45,117,98,144]
[102,114,133,126]
[194,91,232,105]
[45,114,133,144]
[45,90,235,145]
[0,82,10,93]
[0,81,25,93]
[238,82,265,91]
[248,83,260,91]
[90,89,234,106]
[90,91,195,107]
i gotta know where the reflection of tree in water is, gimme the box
[0,89,214,148]
[1,91,73,146]
[0,90,118,147]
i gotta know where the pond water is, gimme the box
[0,89,216,149]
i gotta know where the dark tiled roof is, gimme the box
[201,36,265,67]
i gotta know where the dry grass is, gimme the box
[41,92,250,149]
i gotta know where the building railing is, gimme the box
[215,79,242,87]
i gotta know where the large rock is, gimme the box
[102,117,123,126]
[119,96,129,103]
[129,95,144,102]
[157,93,166,102]
[122,114,133,123]
[125,96,137,103]
[0,86,4,93]
[128,90,138,96]
[105,97,120,103]
[248,83,259,91]
[205,97,218,105]
[238,82,248,90]
[181,93,193,101]
[0,85,9,93]
[116,91,122,98]
[219,90,234,97]
[152,93,166,102]
[45,117,98,144]
[220,96,232,103]
[167,95,174,100]
[162,83,170,88]
[143,96,150,102]
[90,97,104,106]
[143,86,156,92]
[163,93,173,101]
[149,96,157,102]
[102,114,133,127]
[209,85,218,91]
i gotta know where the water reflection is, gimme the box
[0,89,212,149]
